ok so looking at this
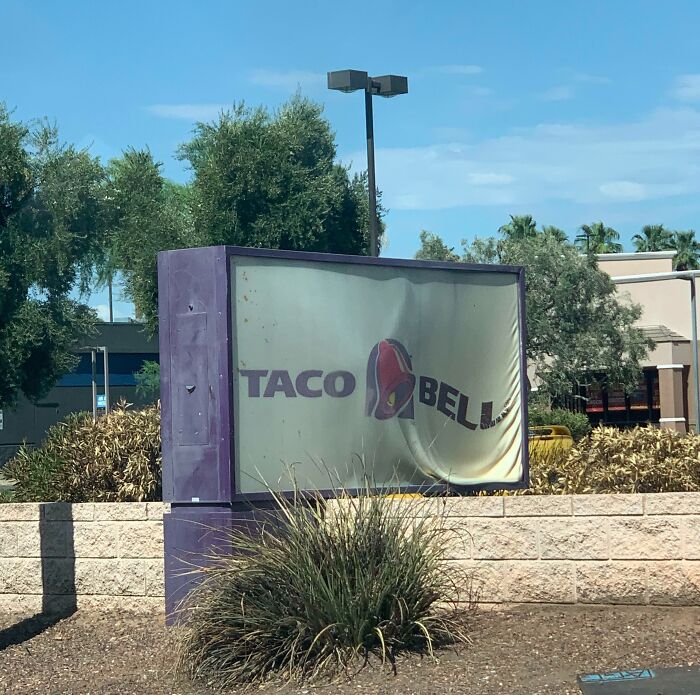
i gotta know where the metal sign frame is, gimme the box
[158,245,529,505]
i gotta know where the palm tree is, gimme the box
[632,224,673,252]
[671,230,700,271]
[498,214,538,240]
[541,225,568,243]
[575,222,623,254]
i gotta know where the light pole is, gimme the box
[327,69,408,257]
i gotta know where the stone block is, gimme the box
[0,504,41,521]
[470,519,538,559]
[466,560,575,603]
[0,558,43,593]
[118,522,164,558]
[42,594,79,615]
[42,502,94,521]
[15,521,68,557]
[645,493,700,515]
[0,524,17,556]
[0,594,43,613]
[442,496,504,517]
[437,519,472,560]
[144,559,165,597]
[608,518,682,560]
[41,558,77,595]
[504,496,572,517]
[146,502,169,520]
[648,562,700,605]
[387,497,440,518]
[77,595,164,613]
[682,518,700,560]
[572,494,643,516]
[575,562,647,604]
[93,503,148,521]
[72,522,119,558]
[539,518,608,560]
[74,559,146,596]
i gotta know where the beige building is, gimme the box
[597,251,697,432]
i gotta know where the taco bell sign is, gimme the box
[158,246,528,616]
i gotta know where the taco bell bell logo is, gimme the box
[365,339,415,420]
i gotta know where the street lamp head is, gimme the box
[327,69,368,93]
[371,74,409,98]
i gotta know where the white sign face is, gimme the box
[231,255,526,494]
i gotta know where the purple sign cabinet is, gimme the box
[158,245,529,620]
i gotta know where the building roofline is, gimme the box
[596,251,677,261]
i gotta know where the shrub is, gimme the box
[4,402,161,502]
[526,426,700,494]
[529,405,591,441]
[134,360,160,402]
[176,489,472,687]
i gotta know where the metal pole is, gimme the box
[107,275,114,323]
[102,346,110,415]
[364,86,378,257]
[91,349,97,422]
[690,279,700,433]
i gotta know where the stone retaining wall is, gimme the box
[0,501,167,613]
[438,493,700,605]
[0,494,698,612]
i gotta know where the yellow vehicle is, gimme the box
[528,425,574,454]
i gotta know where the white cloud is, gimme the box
[249,69,325,91]
[467,172,514,186]
[344,107,700,211]
[599,181,648,202]
[541,85,574,102]
[146,104,228,120]
[435,64,483,76]
[671,74,700,102]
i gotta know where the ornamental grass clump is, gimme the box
[176,488,472,687]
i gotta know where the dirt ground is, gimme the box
[0,605,698,694]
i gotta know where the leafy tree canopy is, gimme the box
[415,218,652,399]
[672,230,700,271]
[0,105,97,407]
[100,95,376,331]
[575,221,623,254]
[632,224,674,253]
[414,231,459,262]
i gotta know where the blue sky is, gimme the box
[2,0,700,317]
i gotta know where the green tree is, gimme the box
[101,96,374,331]
[498,214,538,240]
[541,225,568,243]
[134,360,160,402]
[632,224,673,252]
[96,150,197,330]
[575,221,623,254]
[671,230,700,271]
[415,219,651,399]
[0,105,97,407]
[414,230,459,262]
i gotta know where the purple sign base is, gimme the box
[163,504,287,624]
